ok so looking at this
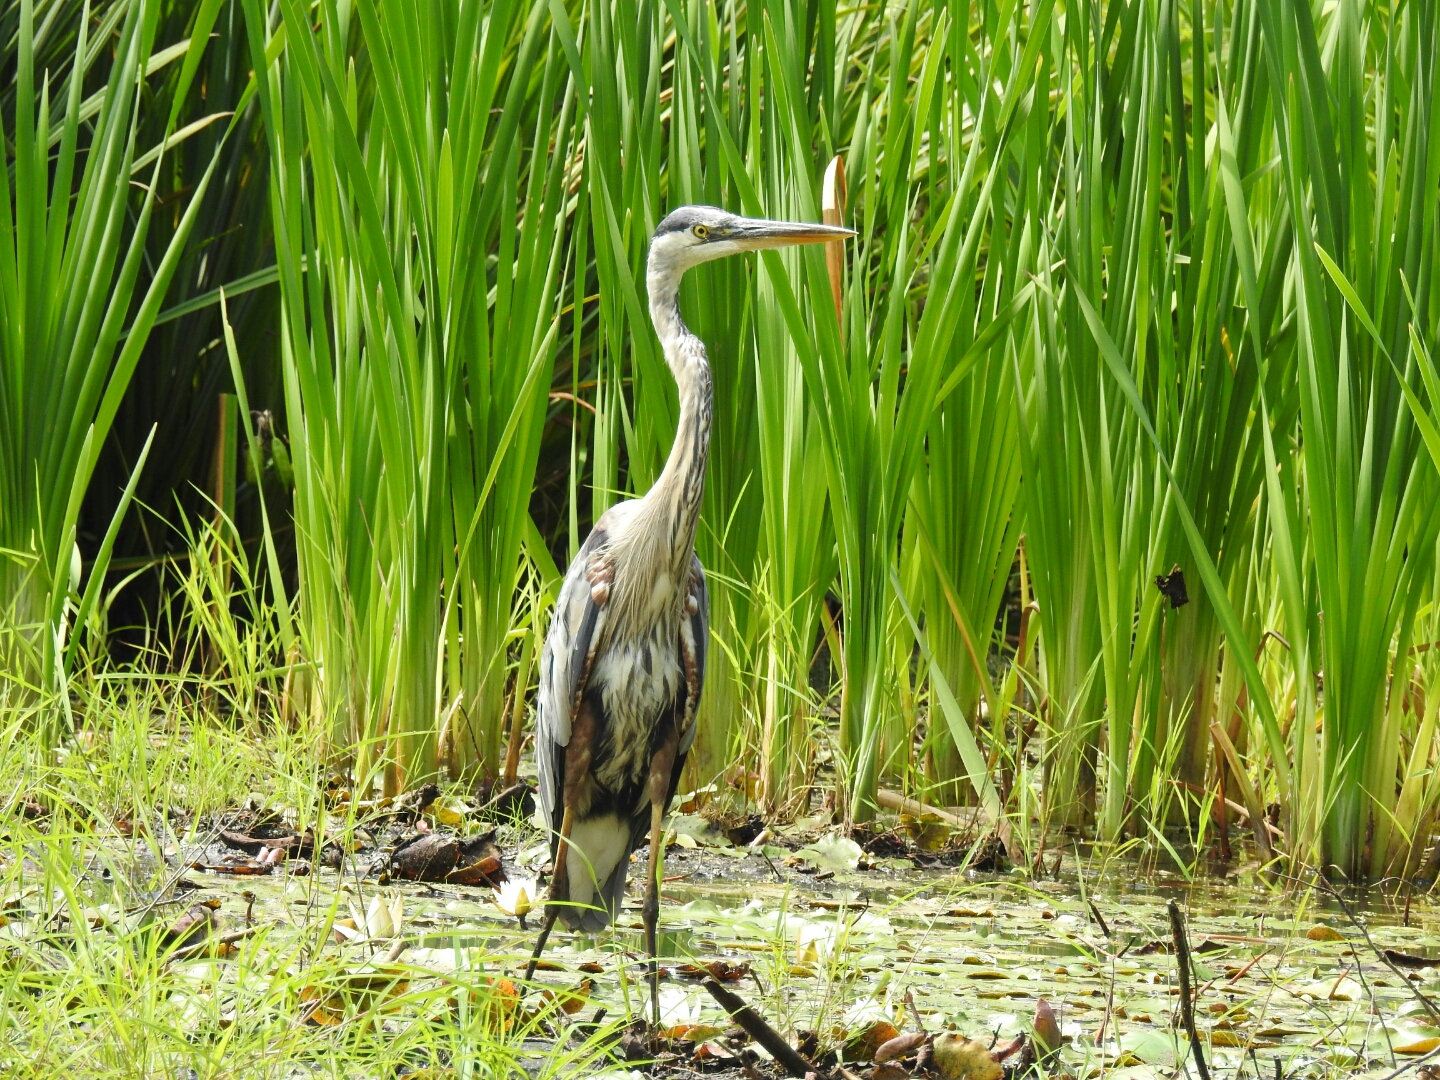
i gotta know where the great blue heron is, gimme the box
[525,205,854,1021]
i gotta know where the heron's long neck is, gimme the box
[645,264,712,569]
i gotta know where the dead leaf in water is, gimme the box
[1033,998,1061,1064]
[844,1019,899,1062]
[389,830,505,886]
[874,1031,927,1062]
[932,1034,1003,1080]
[556,978,593,1015]
[161,904,216,951]
[1306,925,1345,942]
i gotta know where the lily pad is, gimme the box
[795,833,864,871]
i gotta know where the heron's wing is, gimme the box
[536,520,614,841]
[678,555,708,757]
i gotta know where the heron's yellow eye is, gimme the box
[693,224,709,239]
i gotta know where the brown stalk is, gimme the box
[702,977,817,1078]
[1167,899,1210,1080]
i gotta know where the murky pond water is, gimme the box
[9,814,1438,1078]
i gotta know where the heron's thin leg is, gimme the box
[527,806,574,983]
[524,910,558,984]
[643,799,666,1028]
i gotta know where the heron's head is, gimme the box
[648,205,854,278]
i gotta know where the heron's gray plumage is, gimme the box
[533,205,850,935]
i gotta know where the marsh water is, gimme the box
[19,812,1440,1080]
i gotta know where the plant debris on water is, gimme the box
[4,720,1439,1080]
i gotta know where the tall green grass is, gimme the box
[0,0,227,706]
[241,0,573,789]
[14,0,1440,881]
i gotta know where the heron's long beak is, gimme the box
[728,218,856,250]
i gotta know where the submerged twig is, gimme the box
[1167,899,1210,1080]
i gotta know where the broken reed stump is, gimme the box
[1167,898,1210,1080]
[702,976,817,1078]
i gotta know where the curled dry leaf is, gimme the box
[390,830,505,886]
[844,1020,900,1063]
[556,978,594,1015]
[1032,998,1061,1065]
[193,852,274,874]
[694,1039,735,1062]
[874,1030,927,1063]
[162,903,216,950]
[220,825,312,857]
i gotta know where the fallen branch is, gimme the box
[166,921,270,962]
[1167,899,1210,1080]
[702,977,817,1078]
[876,789,990,829]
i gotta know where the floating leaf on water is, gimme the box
[1306,925,1345,942]
[674,959,750,982]
[1395,1038,1440,1055]
[667,814,726,847]
[796,833,864,872]
[1118,1029,1181,1066]
[1297,976,1362,1001]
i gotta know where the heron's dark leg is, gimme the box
[643,798,666,1027]
[524,910,558,984]
[526,805,574,983]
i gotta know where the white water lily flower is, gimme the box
[347,891,403,939]
[657,987,702,1028]
[843,995,892,1027]
[493,877,536,924]
[795,918,841,964]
